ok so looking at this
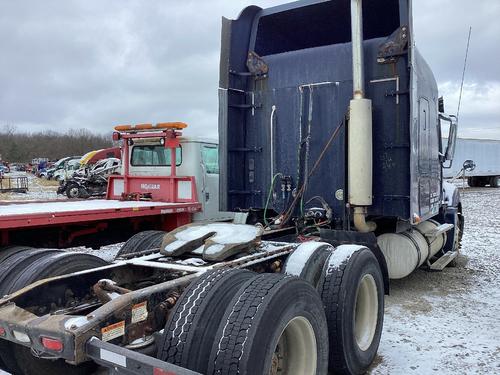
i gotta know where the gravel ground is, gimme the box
[369,187,500,374]
[81,186,499,374]
[0,172,61,201]
[2,174,498,374]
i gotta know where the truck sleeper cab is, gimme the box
[219,0,461,278]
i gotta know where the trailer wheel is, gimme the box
[115,230,166,258]
[283,242,333,287]
[490,176,500,188]
[319,245,384,375]
[208,274,329,375]
[157,269,254,373]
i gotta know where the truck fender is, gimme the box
[319,229,390,294]
[443,180,461,208]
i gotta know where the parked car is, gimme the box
[52,157,81,181]
[58,158,121,198]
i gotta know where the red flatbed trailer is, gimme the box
[0,123,202,249]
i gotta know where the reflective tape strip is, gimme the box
[100,348,127,367]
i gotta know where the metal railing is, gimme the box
[0,176,29,193]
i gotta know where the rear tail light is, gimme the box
[0,327,5,337]
[153,368,176,375]
[41,336,64,352]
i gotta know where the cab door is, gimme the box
[418,97,431,217]
[194,144,233,222]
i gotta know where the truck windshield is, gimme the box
[131,145,182,166]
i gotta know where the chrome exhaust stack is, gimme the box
[348,0,376,232]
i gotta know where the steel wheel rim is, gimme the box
[354,274,378,351]
[68,187,79,198]
[270,316,317,375]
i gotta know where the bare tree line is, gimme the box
[0,125,113,163]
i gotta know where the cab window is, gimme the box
[131,145,182,166]
[202,146,219,174]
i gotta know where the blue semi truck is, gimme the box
[0,1,463,374]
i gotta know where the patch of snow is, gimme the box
[0,199,187,216]
[64,316,88,330]
[164,240,188,253]
[68,242,124,262]
[169,223,261,245]
[175,258,206,266]
[369,187,500,374]
[259,241,291,252]
[203,243,225,255]
[326,244,364,269]
[191,245,204,254]
[163,223,262,255]
[284,241,330,276]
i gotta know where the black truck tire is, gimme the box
[3,251,108,375]
[0,246,33,264]
[66,182,81,198]
[115,230,166,259]
[319,245,384,375]
[208,274,329,375]
[6,252,108,294]
[157,269,255,373]
[283,242,333,287]
[490,176,500,188]
[0,248,62,296]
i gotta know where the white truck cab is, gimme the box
[127,136,231,222]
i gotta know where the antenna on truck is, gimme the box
[457,26,472,120]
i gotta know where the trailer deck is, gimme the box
[0,199,201,229]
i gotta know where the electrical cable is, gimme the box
[280,118,345,227]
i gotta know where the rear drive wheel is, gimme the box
[0,248,62,373]
[208,274,329,375]
[0,248,62,296]
[319,245,384,374]
[115,230,166,259]
[157,269,254,373]
[6,252,108,294]
[283,242,332,287]
[0,245,33,264]
[3,252,107,375]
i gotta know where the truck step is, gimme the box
[429,251,458,271]
[424,223,454,239]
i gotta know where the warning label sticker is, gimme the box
[131,301,148,324]
[101,321,125,342]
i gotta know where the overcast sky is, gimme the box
[0,0,499,139]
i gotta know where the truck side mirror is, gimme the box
[463,159,475,172]
[438,97,445,113]
[440,114,458,168]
